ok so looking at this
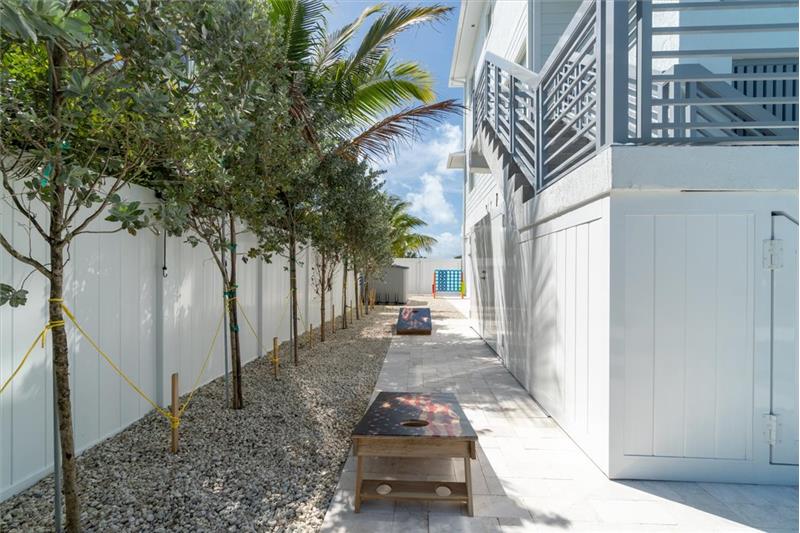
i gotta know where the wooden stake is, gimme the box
[349,301,353,323]
[272,336,279,379]
[170,373,179,453]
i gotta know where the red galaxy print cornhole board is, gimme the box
[351,392,478,515]
[352,392,478,439]
[396,307,432,335]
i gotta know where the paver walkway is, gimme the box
[321,297,798,532]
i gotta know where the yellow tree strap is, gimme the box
[295,305,308,331]
[42,320,65,347]
[269,293,291,333]
[0,329,46,395]
[1,298,226,433]
[235,299,271,358]
[57,303,176,425]
[177,309,224,419]
[57,301,224,429]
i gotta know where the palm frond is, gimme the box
[402,233,437,256]
[348,60,434,123]
[385,195,437,257]
[312,3,383,74]
[340,5,451,82]
[343,99,462,161]
[269,0,326,64]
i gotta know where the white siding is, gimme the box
[609,190,796,484]
[536,0,582,70]
[621,212,753,461]
[508,198,610,471]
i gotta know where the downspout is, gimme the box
[156,203,167,407]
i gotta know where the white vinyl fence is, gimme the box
[392,258,462,294]
[0,184,356,501]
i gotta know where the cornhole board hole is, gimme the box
[351,392,478,516]
[396,307,432,335]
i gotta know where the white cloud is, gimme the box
[429,231,462,258]
[379,122,462,194]
[405,173,456,225]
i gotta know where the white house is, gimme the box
[449,0,798,484]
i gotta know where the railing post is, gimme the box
[509,77,517,157]
[598,0,630,145]
[493,64,500,133]
[535,85,544,189]
[636,1,652,141]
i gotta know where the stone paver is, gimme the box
[321,297,799,532]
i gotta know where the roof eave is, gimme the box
[448,1,482,88]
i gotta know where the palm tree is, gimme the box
[270,1,460,158]
[267,0,461,362]
[387,196,437,258]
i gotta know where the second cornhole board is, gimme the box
[396,307,432,335]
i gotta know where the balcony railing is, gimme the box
[472,0,799,191]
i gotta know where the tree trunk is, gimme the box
[44,41,80,532]
[319,253,326,342]
[289,226,299,365]
[50,242,80,532]
[341,256,348,329]
[363,277,369,316]
[228,215,244,409]
[353,261,360,320]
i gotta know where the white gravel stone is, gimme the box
[0,306,394,532]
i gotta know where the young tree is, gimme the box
[266,0,460,360]
[335,168,394,317]
[158,0,297,408]
[0,1,192,528]
[242,127,318,365]
[308,154,366,333]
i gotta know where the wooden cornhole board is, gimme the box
[351,392,478,516]
[395,307,432,335]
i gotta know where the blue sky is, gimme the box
[327,1,464,258]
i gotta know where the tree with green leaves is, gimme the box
[307,154,370,334]
[0,1,193,528]
[357,191,396,314]
[157,0,299,409]
[387,196,437,258]
[266,0,460,360]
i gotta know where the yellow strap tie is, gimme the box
[234,299,272,358]
[0,299,225,431]
[41,320,65,347]
[2,295,238,434]
[0,329,46,394]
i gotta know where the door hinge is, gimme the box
[764,413,778,446]
[763,239,784,270]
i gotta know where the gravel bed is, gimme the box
[0,305,396,532]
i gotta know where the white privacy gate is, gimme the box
[770,212,799,465]
[473,214,497,352]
